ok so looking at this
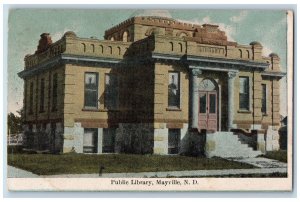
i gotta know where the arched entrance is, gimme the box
[198,78,218,131]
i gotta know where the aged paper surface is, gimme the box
[6,8,293,191]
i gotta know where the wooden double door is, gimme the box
[198,91,218,131]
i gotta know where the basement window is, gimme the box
[83,128,98,153]
[168,129,181,154]
[102,128,116,153]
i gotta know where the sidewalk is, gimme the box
[7,166,39,178]
[8,157,287,178]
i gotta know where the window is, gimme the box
[209,94,216,113]
[199,93,206,113]
[29,82,33,114]
[179,43,183,52]
[104,74,118,109]
[39,78,45,112]
[168,129,180,154]
[239,77,249,110]
[168,72,180,108]
[246,50,250,59]
[122,31,128,42]
[179,32,188,38]
[261,84,267,114]
[83,128,98,153]
[99,45,103,53]
[102,128,116,153]
[52,73,58,111]
[84,73,98,108]
[108,46,112,54]
[82,43,86,52]
[170,42,174,51]
[239,49,243,58]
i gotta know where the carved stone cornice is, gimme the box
[191,68,202,76]
[228,71,237,79]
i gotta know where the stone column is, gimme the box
[190,68,202,129]
[227,71,237,131]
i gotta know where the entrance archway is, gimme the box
[198,78,219,131]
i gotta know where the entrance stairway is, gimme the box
[205,132,262,158]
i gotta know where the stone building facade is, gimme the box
[18,16,285,157]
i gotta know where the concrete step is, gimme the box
[205,131,262,158]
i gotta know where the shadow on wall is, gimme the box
[115,123,154,154]
[23,124,64,154]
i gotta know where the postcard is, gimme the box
[6,8,293,191]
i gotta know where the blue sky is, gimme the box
[7,9,288,115]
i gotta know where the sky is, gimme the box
[7,9,288,116]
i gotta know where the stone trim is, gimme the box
[261,71,286,78]
[166,123,184,129]
[187,55,269,70]
[18,54,122,79]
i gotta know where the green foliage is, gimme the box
[263,150,287,163]
[7,109,24,135]
[7,153,255,175]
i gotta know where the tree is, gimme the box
[7,108,24,135]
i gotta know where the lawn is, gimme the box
[7,153,256,175]
[262,150,287,163]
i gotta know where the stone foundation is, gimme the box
[266,126,280,151]
[23,121,281,156]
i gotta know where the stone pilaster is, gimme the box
[253,72,262,127]
[227,71,237,130]
[190,68,202,129]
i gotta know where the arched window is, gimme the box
[199,79,218,91]
[117,47,121,55]
[179,43,183,52]
[239,49,243,58]
[179,32,188,38]
[108,46,112,54]
[91,44,95,53]
[122,31,129,42]
[170,42,174,51]
[99,45,103,53]
[246,50,250,59]
[110,37,114,41]
[82,43,86,52]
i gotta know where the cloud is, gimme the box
[130,10,172,18]
[52,27,80,42]
[259,16,286,57]
[178,16,236,41]
[230,11,248,23]
[262,45,273,56]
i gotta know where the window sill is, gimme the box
[166,107,182,111]
[100,108,120,112]
[82,108,100,112]
[262,113,268,116]
[238,110,252,114]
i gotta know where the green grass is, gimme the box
[8,153,256,175]
[169,172,287,178]
[262,150,287,163]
